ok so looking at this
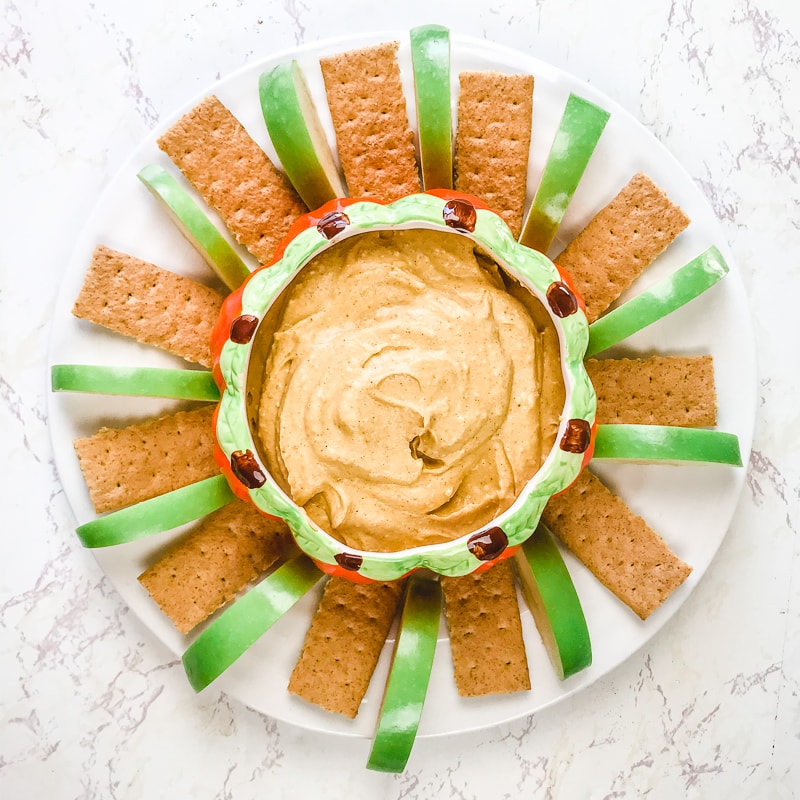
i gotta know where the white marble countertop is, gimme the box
[2,0,799,797]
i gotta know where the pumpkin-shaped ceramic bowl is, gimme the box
[210,190,596,582]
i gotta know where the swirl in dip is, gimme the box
[256,228,565,553]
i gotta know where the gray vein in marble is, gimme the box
[747,449,799,512]
[441,762,475,800]
[1,1,49,139]
[1,373,29,427]
[203,694,287,782]
[246,707,284,774]
[493,716,552,798]
[640,7,671,136]
[664,0,712,88]
[731,3,800,177]
[734,0,796,68]
[393,770,422,798]
[209,693,238,738]
[93,665,167,732]
[734,116,800,178]
[214,762,237,800]
[625,654,735,792]
[0,376,48,469]
[726,664,781,695]
[0,0,32,69]
[697,166,740,225]
[283,0,309,46]
[88,6,159,128]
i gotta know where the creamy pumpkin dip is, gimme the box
[256,229,565,552]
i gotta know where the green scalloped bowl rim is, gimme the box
[212,191,596,581]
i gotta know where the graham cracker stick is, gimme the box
[320,41,421,200]
[138,500,293,634]
[288,577,407,718]
[441,560,531,697]
[157,95,306,264]
[587,355,717,427]
[555,173,691,322]
[74,405,218,514]
[72,245,223,368]
[454,71,534,238]
[542,469,692,619]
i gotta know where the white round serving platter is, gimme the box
[47,30,756,739]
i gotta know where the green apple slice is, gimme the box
[259,61,345,210]
[137,164,250,291]
[519,93,610,252]
[513,525,591,680]
[592,424,742,465]
[586,246,729,357]
[182,552,323,692]
[410,24,453,190]
[51,364,219,401]
[76,475,235,548]
[366,574,441,773]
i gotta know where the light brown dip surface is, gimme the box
[257,229,564,552]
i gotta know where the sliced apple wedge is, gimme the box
[519,93,610,252]
[76,475,235,548]
[513,525,591,680]
[51,364,219,401]
[586,245,729,357]
[259,61,345,210]
[137,164,250,291]
[182,553,323,692]
[410,24,453,190]
[366,574,441,773]
[592,424,742,465]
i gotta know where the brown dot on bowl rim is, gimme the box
[230,314,259,344]
[443,199,477,232]
[230,449,267,488]
[560,419,592,453]
[317,210,350,239]
[467,527,508,561]
[334,551,364,571]
[546,281,579,318]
